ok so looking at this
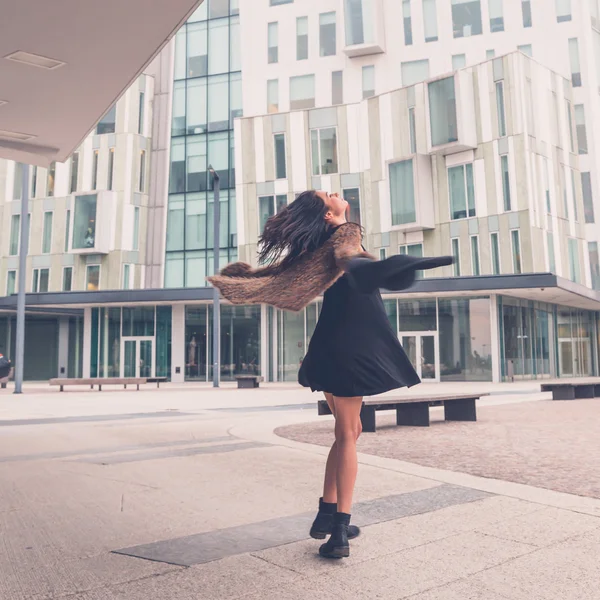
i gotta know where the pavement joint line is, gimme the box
[0,411,197,427]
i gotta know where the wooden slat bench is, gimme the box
[317,393,488,433]
[540,379,600,400]
[235,375,264,389]
[50,378,148,392]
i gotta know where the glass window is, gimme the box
[471,236,481,275]
[490,232,501,274]
[310,128,338,175]
[267,79,279,113]
[6,270,16,295]
[589,242,600,289]
[448,163,476,219]
[398,298,435,331]
[511,230,522,274]
[409,107,417,154]
[556,0,572,22]
[429,77,458,146]
[72,194,98,250]
[399,243,424,257]
[133,207,140,250]
[274,134,287,179]
[207,75,229,133]
[561,166,569,220]
[230,72,242,126]
[344,188,361,224]
[320,12,337,56]
[452,0,482,38]
[13,162,23,200]
[209,19,229,75]
[496,81,506,137]
[107,148,115,190]
[522,0,532,27]
[169,138,185,194]
[123,264,131,290]
[451,238,461,276]
[423,0,438,42]
[184,193,206,251]
[172,80,186,136]
[138,91,145,135]
[344,0,374,46]
[139,150,146,193]
[9,214,20,256]
[389,159,416,225]
[486,49,495,59]
[230,15,241,71]
[123,307,155,337]
[489,0,504,31]
[297,16,308,60]
[517,44,532,56]
[332,71,343,105]
[86,265,100,291]
[571,169,578,222]
[439,298,492,382]
[96,104,116,134]
[569,38,581,86]
[65,210,70,252]
[547,232,556,272]
[566,100,575,152]
[187,136,207,192]
[582,172,595,223]
[47,162,56,197]
[186,78,207,135]
[62,267,73,292]
[91,150,99,190]
[167,196,185,252]
[210,0,229,19]
[402,59,430,86]
[403,0,413,45]
[379,248,387,260]
[501,155,511,211]
[362,65,375,98]
[290,75,315,110]
[187,22,208,78]
[31,166,37,198]
[592,0,600,28]
[568,238,580,283]
[575,104,588,154]
[452,54,466,70]
[42,211,53,254]
[33,268,49,293]
[174,29,187,80]
[271,0,293,4]
[259,195,287,232]
[268,22,278,63]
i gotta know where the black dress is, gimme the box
[298,272,421,398]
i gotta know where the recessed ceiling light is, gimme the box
[0,101,7,107]
[4,51,66,70]
[0,129,36,141]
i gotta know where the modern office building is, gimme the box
[3,0,600,384]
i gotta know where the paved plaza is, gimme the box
[1,382,599,599]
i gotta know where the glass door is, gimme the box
[400,332,439,382]
[121,337,154,378]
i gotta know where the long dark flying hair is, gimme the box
[258,190,330,269]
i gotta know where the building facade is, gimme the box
[2,0,600,384]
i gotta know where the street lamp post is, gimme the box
[209,165,220,388]
[14,164,30,394]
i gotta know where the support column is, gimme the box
[490,294,501,383]
[171,304,185,383]
[82,308,92,378]
[57,317,69,377]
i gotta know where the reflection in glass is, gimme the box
[429,77,458,146]
[72,194,98,249]
[86,265,100,291]
[389,159,416,225]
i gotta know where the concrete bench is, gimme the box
[146,377,168,388]
[317,393,488,433]
[234,375,263,389]
[50,378,148,392]
[540,381,600,400]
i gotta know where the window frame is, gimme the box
[495,81,507,137]
[451,237,461,276]
[258,194,288,233]
[510,229,522,274]
[32,268,50,293]
[268,22,279,64]
[42,210,54,254]
[139,150,146,193]
[501,154,512,211]
[319,11,337,57]
[62,266,73,292]
[91,150,99,191]
[490,232,501,275]
[447,162,476,220]
[274,133,287,180]
[389,158,417,227]
[310,127,339,175]
[6,270,17,296]
[86,264,101,292]
[107,148,115,190]
[70,152,79,194]
[470,234,481,276]
[296,16,309,60]
[343,187,362,225]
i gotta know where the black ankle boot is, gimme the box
[319,512,351,559]
[310,498,361,540]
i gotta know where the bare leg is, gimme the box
[322,393,337,503]
[333,396,363,514]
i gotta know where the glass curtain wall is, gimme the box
[166,1,241,287]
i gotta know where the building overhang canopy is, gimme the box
[0,274,599,312]
[0,0,203,167]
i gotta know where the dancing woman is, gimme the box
[209,190,452,559]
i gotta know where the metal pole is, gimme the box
[14,164,30,394]
[210,166,221,388]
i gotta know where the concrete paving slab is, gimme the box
[407,579,513,599]
[466,528,600,599]
[322,531,535,599]
[475,506,600,547]
[115,485,489,566]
